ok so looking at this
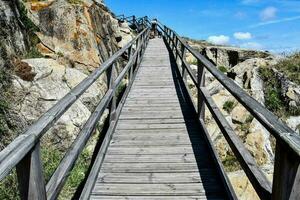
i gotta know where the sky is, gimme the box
[104,0,300,53]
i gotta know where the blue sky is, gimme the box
[105,0,300,53]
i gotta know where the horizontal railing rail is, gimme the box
[157,22,300,200]
[0,20,150,199]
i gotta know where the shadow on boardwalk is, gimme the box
[166,39,226,199]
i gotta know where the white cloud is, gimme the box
[260,7,277,21]
[250,15,300,28]
[240,42,264,50]
[207,35,230,45]
[234,32,252,40]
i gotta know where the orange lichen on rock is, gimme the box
[36,43,54,55]
[30,1,54,12]
[96,36,101,44]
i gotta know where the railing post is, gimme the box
[171,32,176,51]
[197,59,205,120]
[272,141,300,200]
[181,44,187,80]
[133,37,140,72]
[16,142,46,200]
[128,46,134,83]
[107,63,117,122]
[168,29,171,44]
[133,15,136,26]
[175,37,179,62]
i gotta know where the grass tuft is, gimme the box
[218,66,228,73]
[223,100,235,113]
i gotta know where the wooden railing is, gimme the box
[0,22,150,199]
[156,22,300,200]
[116,15,149,31]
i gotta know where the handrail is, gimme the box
[0,21,150,199]
[158,22,300,200]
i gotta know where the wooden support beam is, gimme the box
[272,141,300,200]
[16,143,46,200]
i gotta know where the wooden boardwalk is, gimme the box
[90,38,227,199]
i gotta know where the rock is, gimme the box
[245,119,274,165]
[186,53,197,64]
[228,171,260,200]
[12,58,106,150]
[0,0,28,67]
[231,104,250,124]
[250,67,265,104]
[230,58,273,88]
[188,39,270,69]
[286,116,300,134]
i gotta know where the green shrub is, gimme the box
[57,52,64,58]
[259,67,286,117]
[265,89,283,113]
[223,100,235,113]
[218,66,228,73]
[223,154,241,172]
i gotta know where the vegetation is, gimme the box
[223,154,241,172]
[18,2,39,32]
[41,146,92,199]
[0,171,20,200]
[259,67,300,117]
[0,141,94,200]
[57,52,64,58]
[188,59,198,65]
[218,65,228,73]
[275,52,300,85]
[223,100,235,113]
[23,47,44,59]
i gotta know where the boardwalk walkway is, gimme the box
[90,38,227,199]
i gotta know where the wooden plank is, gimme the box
[103,154,198,163]
[90,196,224,200]
[96,172,218,183]
[106,146,206,155]
[91,183,224,195]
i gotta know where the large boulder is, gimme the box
[12,58,106,150]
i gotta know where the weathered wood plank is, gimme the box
[92,183,224,195]
[90,196,224,200]
[97,172,218,183]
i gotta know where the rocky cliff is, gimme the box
[0,0,134,148]
[0,0,134,198]
[186,39,300,199]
